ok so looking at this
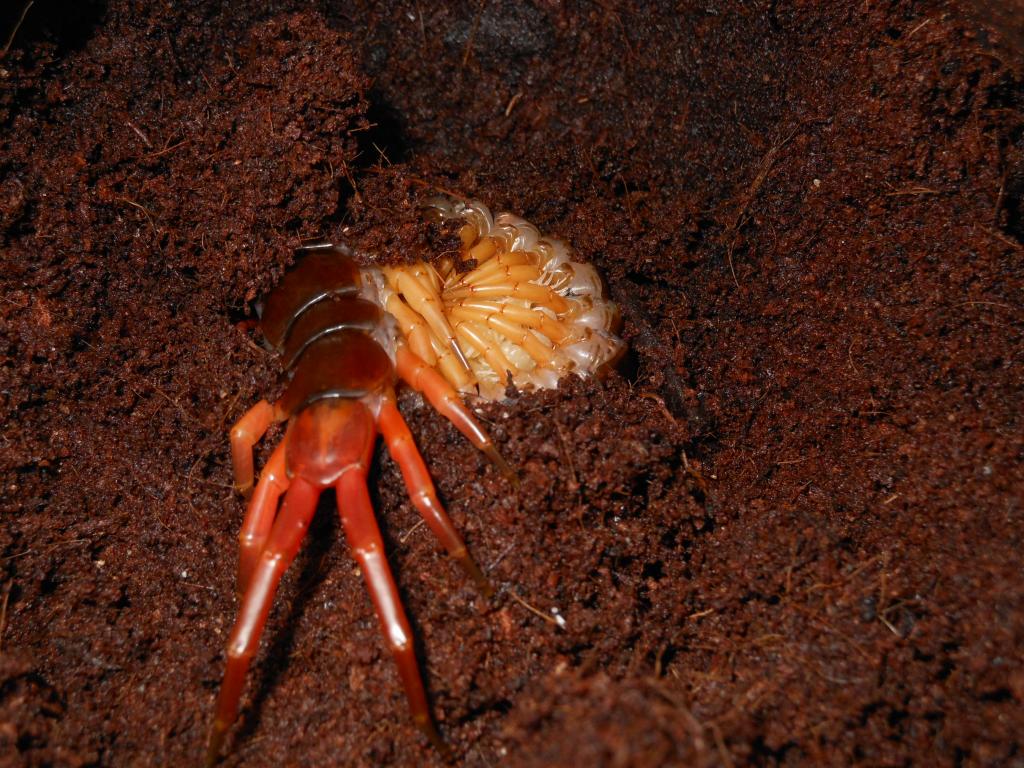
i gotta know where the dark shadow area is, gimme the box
[356,94,412,169]
[319,93,412,226]
[1,0,106,56]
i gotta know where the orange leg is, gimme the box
[206,477,320,767]
[236,441,290,596]
[335,466,450,758]
[395,345,516,485]
[378,392,492,597]
[229,399,280,496]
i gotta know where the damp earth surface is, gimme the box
[1,1,1023,766]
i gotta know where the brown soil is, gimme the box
[2,1,1022,766]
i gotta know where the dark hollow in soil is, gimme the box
[2,2,1022,766]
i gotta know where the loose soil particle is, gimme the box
[1,1,1022,767]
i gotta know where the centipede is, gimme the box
[206,196,624,763]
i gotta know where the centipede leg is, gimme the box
[236,441,290,596]
[395,345,516,485]
[378,391,492,597]
[229,399,280,496]
[335,467,451,757]
[206,477,320,767]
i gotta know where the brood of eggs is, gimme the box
[378,197,625,401]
